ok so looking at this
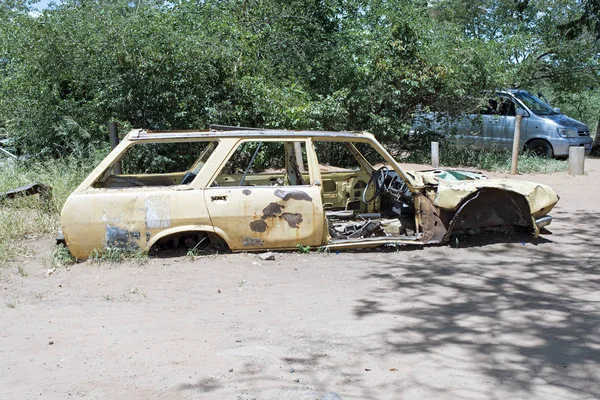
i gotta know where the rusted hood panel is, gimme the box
[433,178,559,216]
[411,169,488,185]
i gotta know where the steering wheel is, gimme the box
[362,166,389,203]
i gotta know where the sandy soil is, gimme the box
[2,159,600,400]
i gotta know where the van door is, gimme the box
[487,95,528,149]
[460,113,487,148]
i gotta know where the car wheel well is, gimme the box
[445,188,533,238]
[524,138,554,158]
[150,231,230,255]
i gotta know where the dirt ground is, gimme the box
[2,159,600,400]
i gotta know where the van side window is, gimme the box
[481,99,498,115]
[498,97,516,116]
[480,96,516,116]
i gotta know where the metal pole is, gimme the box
[568,146,585,175]
[510,113,523,174]
[240,142,262,186]
[108,122,122,175]
[293,142,305,171]
[431,141,439,168]
[0,147,17,160]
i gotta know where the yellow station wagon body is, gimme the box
[61,128,559,258]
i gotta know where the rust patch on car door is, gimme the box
[274,189,312,201]
[262,202,284,217]
[249,219,268,232]
[249,202,304,231]
[282,213,303,228]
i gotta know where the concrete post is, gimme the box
[568,146,585,175]
[511,113,523,174]
[431,141,439,168]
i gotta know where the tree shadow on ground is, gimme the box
[352,209,600,398]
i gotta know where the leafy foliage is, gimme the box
[0,0,598,158]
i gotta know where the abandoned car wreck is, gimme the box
[60,128,559,258]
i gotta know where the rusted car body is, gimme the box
[61,129,558,258]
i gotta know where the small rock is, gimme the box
[48,341,54,345]
[258,252,276,261]
[293,378,299,383]
[229,368,233,372]
[364,368,371,371]
[289,368,295,373]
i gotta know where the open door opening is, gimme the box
[312,140,420,247]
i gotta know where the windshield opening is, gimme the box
[514,92,557,116]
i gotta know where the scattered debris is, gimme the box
[0,182,52,202]
[0,146,17,159]
[46,268,56,276]
[329,219,386,239]
[259,252,276,261]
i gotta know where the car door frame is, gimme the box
[202,137,326,251]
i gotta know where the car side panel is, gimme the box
[62,187,211,258]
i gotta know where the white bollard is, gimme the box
[568,146,585,176]
[431,141,439,168]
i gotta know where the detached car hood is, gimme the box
[409,169,559,217]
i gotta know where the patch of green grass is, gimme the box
[0,237,22,265]
[296,244,311,254]
[17,264,28,277]
[89,247,148,265]
[316,246,329,254]
[403,135,567,174]
[42,244,77,271]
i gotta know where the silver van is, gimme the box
[411,90,592,157]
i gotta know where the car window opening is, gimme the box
[92,141,219,189]
[213,140,310,187]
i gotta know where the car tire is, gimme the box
[526,139,554,158]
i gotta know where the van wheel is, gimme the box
[526,139,553,158]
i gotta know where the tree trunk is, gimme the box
[592,109,600,155]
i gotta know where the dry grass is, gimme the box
[0,150,106,265]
